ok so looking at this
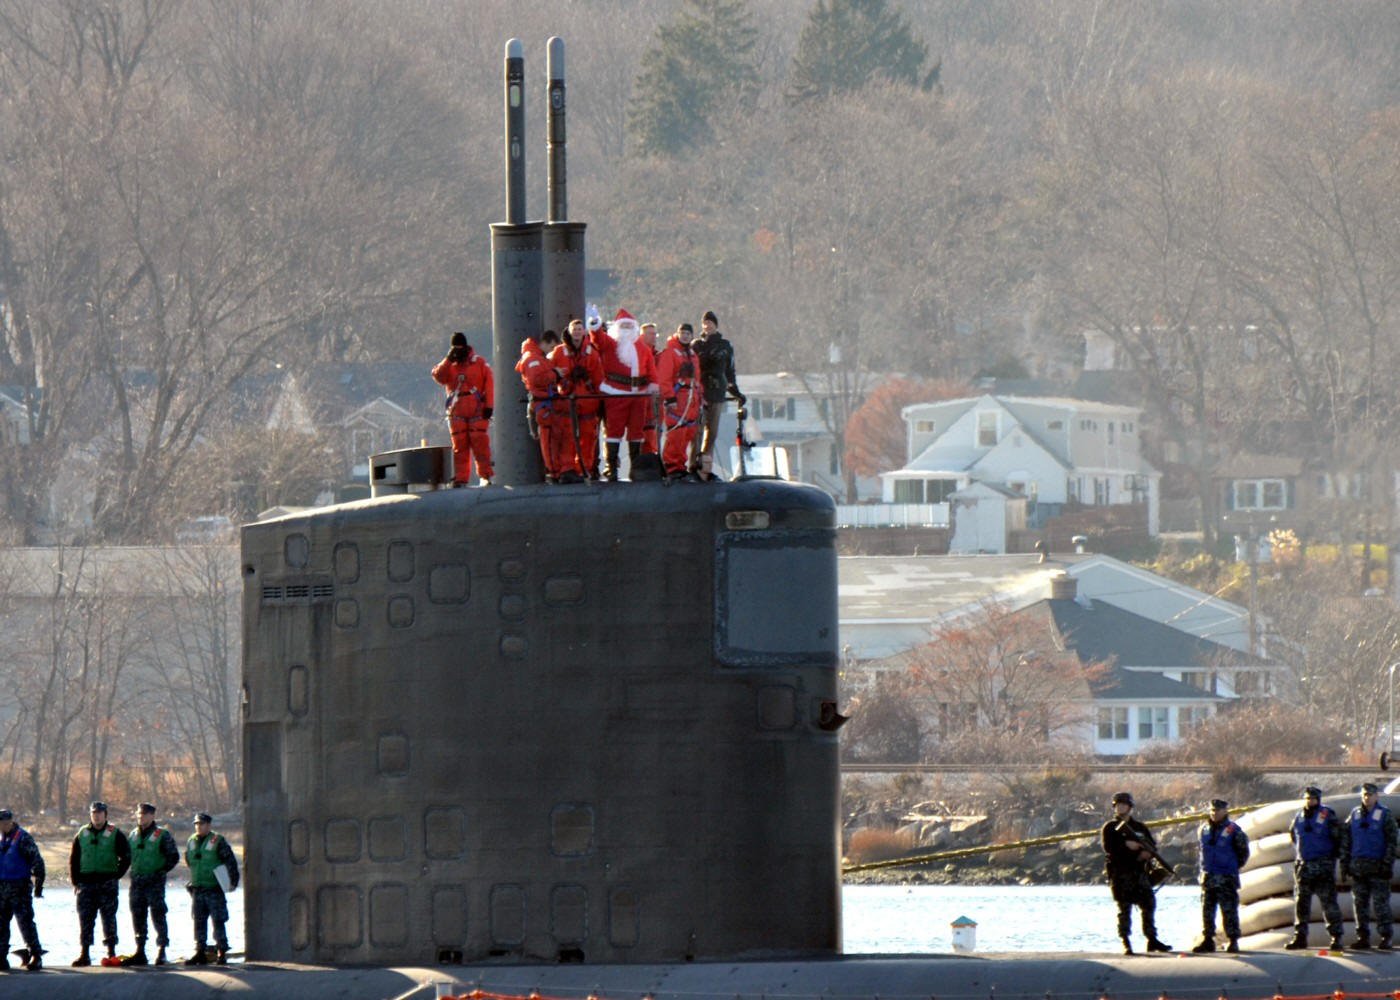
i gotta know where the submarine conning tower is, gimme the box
[241,37,843,968]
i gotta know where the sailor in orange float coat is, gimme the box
[516,331,578,482]
[431,332,494,486]
[550,317,606,479]
[655,323,703,479]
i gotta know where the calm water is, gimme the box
[14,883,1196,961]
[842,884,1202,954]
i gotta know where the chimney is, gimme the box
[1049,572,1077,601]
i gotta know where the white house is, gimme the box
[946,482,1027,554]
[740,372,886,500]
[882,394,1161,534]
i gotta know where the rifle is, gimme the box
[1115,820,1176,887]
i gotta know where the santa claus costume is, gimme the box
[591,308,658,481]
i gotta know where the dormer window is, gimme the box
[977,412,997,447]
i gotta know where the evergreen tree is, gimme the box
[627,0,760,157]
[786,0,939,103]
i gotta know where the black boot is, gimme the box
[1284,932,1308,950]
[1191,936,1215,953]
[72,946,90,967]
[1329,935,1345,951]
[155,946,167,965]
[1146,936,1172,952]
[121,941,148,966]
[215,946,228,966]
[1378,935,1392,950]
[184,945,208,966]
[1120,936,1133,955]
[1352,932,1372,950]
[1226,938,1240,953]
[604,442,620,482]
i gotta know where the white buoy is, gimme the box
[951,914,977,953]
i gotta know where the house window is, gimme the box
[1046,419,1063,431]
[1138,706,1169,740]
[1097,707,1128,740]
[1178,705,1210,731]
[828,443,839,475]
[977,412,997,447]
[926,479,958,503]
[1184,671,1217,694]
[1107,421,1116,444]
[914,419,935,434]
[758,399,788,420]
[1093,478,1108,505]
[1231,478,1288,510]
[352,428,375,458]
[893,480,923,503]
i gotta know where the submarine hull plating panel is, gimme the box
[242,480,841,966]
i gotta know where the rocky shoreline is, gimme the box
[841,769,1305,886]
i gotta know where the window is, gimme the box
[758,399,788,420]
[1184,671,1217,694]
[1107,421,1116,444]
[1097,707,1128,740]
[926,479,958,503]
[1178,705,1211,731]
[914,419,935,434]
[1093,478,1108,505]
[977,411,997,447]
[1138,706,1169,740]
[828,443,839,475]
[1046,419,1063,431]
[1230,478,1289,510]
[893,480,923,503]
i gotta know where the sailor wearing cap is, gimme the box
[0,808,44,971]
[1286,784,1344,950]
[68,800,132,966]
[1100,792,1171,954]
[1341,782,1398,949]
[122,802,180,966]
[1192,798,1249,952]
[184,811,239,965]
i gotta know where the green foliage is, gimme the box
[626,0,760,157]
[786,0,938,104]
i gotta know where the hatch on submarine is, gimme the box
[241,37,843,967]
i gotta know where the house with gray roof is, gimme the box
[882,394,1161,536]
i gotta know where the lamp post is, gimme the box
[1383,662,1400,771]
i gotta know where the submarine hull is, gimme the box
[242,480,841,966]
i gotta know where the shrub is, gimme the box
[845,826,915,865]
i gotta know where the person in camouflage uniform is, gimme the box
[184,812,239,965]
[1101,791,1171,954]
[68,800,131,966]
[1341,782,1398,950]
[1192,798,1250,952]
[0,809,44,971]
[1287,785,1344,950]
[122,802,180,966]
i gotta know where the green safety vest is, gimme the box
[76,824,120,876]
[186,833,224,890]
[128,825,168,877]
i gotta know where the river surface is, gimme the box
[15,884,1200,962]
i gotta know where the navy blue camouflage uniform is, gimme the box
[128,822,180,949]
[0,821,44,962]
[69,821,132,950]
[1340,793,1399,946]
[1289,800,1343,945]
[1197,812,1249,946]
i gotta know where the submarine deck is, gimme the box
[0,953,1394,999]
